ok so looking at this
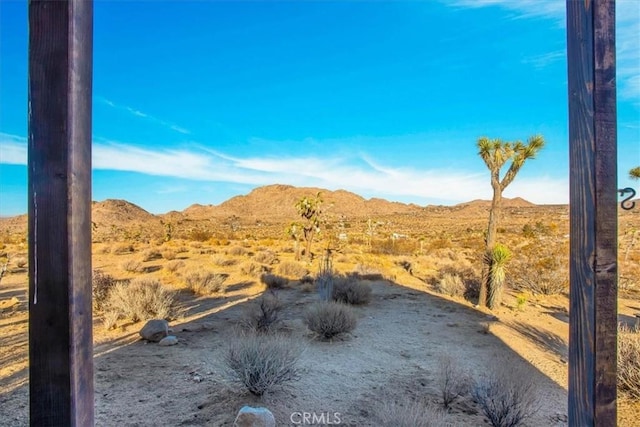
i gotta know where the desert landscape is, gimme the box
[1,184,639,426]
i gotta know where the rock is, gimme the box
[139,319,169,342]
[233,406,276,427]
[158,335,178,346]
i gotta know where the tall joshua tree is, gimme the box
[477,135,545,308]
[295,192,323,261]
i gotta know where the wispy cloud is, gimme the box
[522,50,565,69]
[0,132,568,205]
[450,0,640,102]
[96,96,191,135]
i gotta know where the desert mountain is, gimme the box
[455,197,536,210]
[181,184,422,221]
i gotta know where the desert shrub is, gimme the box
[260,273,288,290]
[332,277,372,305]
[226,245,248,256]
[188,229,212,242]
[277,260,308,279]
[370,238,419,256]
[471,366,539,427]
[618,324,640,399]
[240,261,264,277]
[304,301,357,340]
[104,278,176,323]
[253,250,278,265]
[120,259,143,273]
[164,260,185,273]
[513,270,568,296]
[437,355,470,409]
[184,270,227,295]
[354,263,381,276]
[14,256,27,269]
[141,248,162,262]
[224,332,303,396]
[511,239,568,295]
[112,243,134,255]
[374,398,450,427]
[243,293,283,333]
[161,249,177,260]
[92,270,118,310]
[434,272,465,298]
[212,254,237,267]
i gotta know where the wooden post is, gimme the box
[567,0,617,425]
[28,1,94,425]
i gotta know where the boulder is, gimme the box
[139,319,169,342]
[233,406,276,427]
[158,335,178,346]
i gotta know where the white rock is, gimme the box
[158,335,178,346]
[233,406,276,427]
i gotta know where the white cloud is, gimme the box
[96,96,191,135]
[0,132,569,205]
[450,0,640,102]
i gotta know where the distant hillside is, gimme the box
[181,184,422,220]
[455,197,535,210]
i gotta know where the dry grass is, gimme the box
[164,260,185,273]
[104,278,176,324]
[374,396,451,427]
[434,272,465,298]
[184,270,228,295]
[120,259,143,273]
[224,332,304,396]
[253,250,278,265]
[260,273,288,290]
[226,245,248,256]
[618,324,640,400]
[141,248,162,262]
[332,277,372,305]
[303,301,357,340]
[212,254,237,267]
[277,260,308,279]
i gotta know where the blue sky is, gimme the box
[1,0,639,216]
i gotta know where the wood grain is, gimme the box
[567,0,617,425]
[28,1,94,425]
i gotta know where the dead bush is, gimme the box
[434,272,465,298]
[253,250,278,265]
[120,259,143,273]
[92,270,118,310]
[277,260,308,279]
[260,273,288,290]
[224,332,303,396]
[437,355,470,409]
[164,260,185,273]
[141,248,162,262]
[374,397,450,427]
[161,249,177,260]
[212,254,237,267]
[112,243,134,255]
[332,277,372,305]
[226,245,248,256]
[471,366,539,427]
[304,301,357,340]
[104,278,176,323]
[242,293,283,333]
[513,270,568,296]
[618,324,640,399]
[184,270,228,295]
[240,261,266,277]
[14,256,27,269]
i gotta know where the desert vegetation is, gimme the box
[1,184,639,425]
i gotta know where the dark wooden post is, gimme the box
[567,0,617,425]
[28,1,94,425]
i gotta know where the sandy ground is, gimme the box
[1,269,639,426]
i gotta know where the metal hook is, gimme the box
[618,187,636,210]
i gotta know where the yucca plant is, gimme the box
[487,243,512,309]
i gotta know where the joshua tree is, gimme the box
[477,135,545,308]
[295,192,323,261]
[486,244,511,309]
[630,166,640,180]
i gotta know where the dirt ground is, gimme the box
[2,267,639,426]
